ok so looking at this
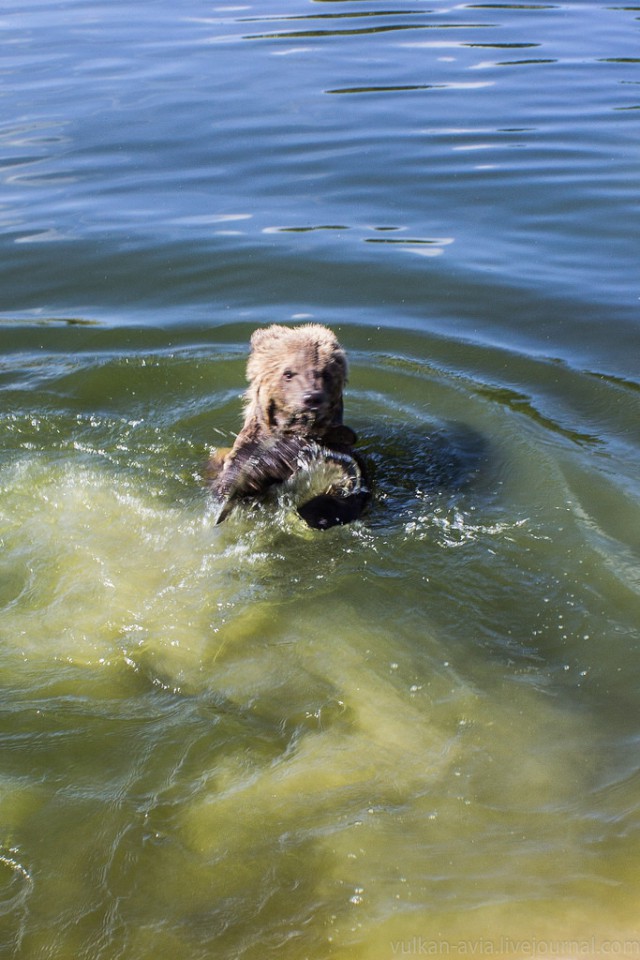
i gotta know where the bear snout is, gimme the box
[302,389,326,410]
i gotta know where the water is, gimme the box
[1,1,640,957]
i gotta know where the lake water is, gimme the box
[1,1,640,957]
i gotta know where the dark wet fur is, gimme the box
[297,490,371,530]
[214,436,306,500]
[211,434,370,528]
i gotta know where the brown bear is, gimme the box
[207,324,370,529]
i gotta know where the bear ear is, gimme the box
[250,325,288,352]
[247,325,288,384]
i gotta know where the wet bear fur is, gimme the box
[207,324,369,529]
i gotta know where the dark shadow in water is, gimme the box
[269,224,349,233]
[467,3,559,8]
[327,83,445,94]
[476,385,604,447]
[357,422,488,524]
[239,10,428,22]
[246,23,487,41]
[0,315,99,327]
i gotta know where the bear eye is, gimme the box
[282,369,296,381]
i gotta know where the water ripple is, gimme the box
[327,80,494,93]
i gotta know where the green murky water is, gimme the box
[1,323,639,957]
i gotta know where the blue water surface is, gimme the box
[3,1,639,370]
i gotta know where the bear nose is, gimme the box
[303,390,325,409]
